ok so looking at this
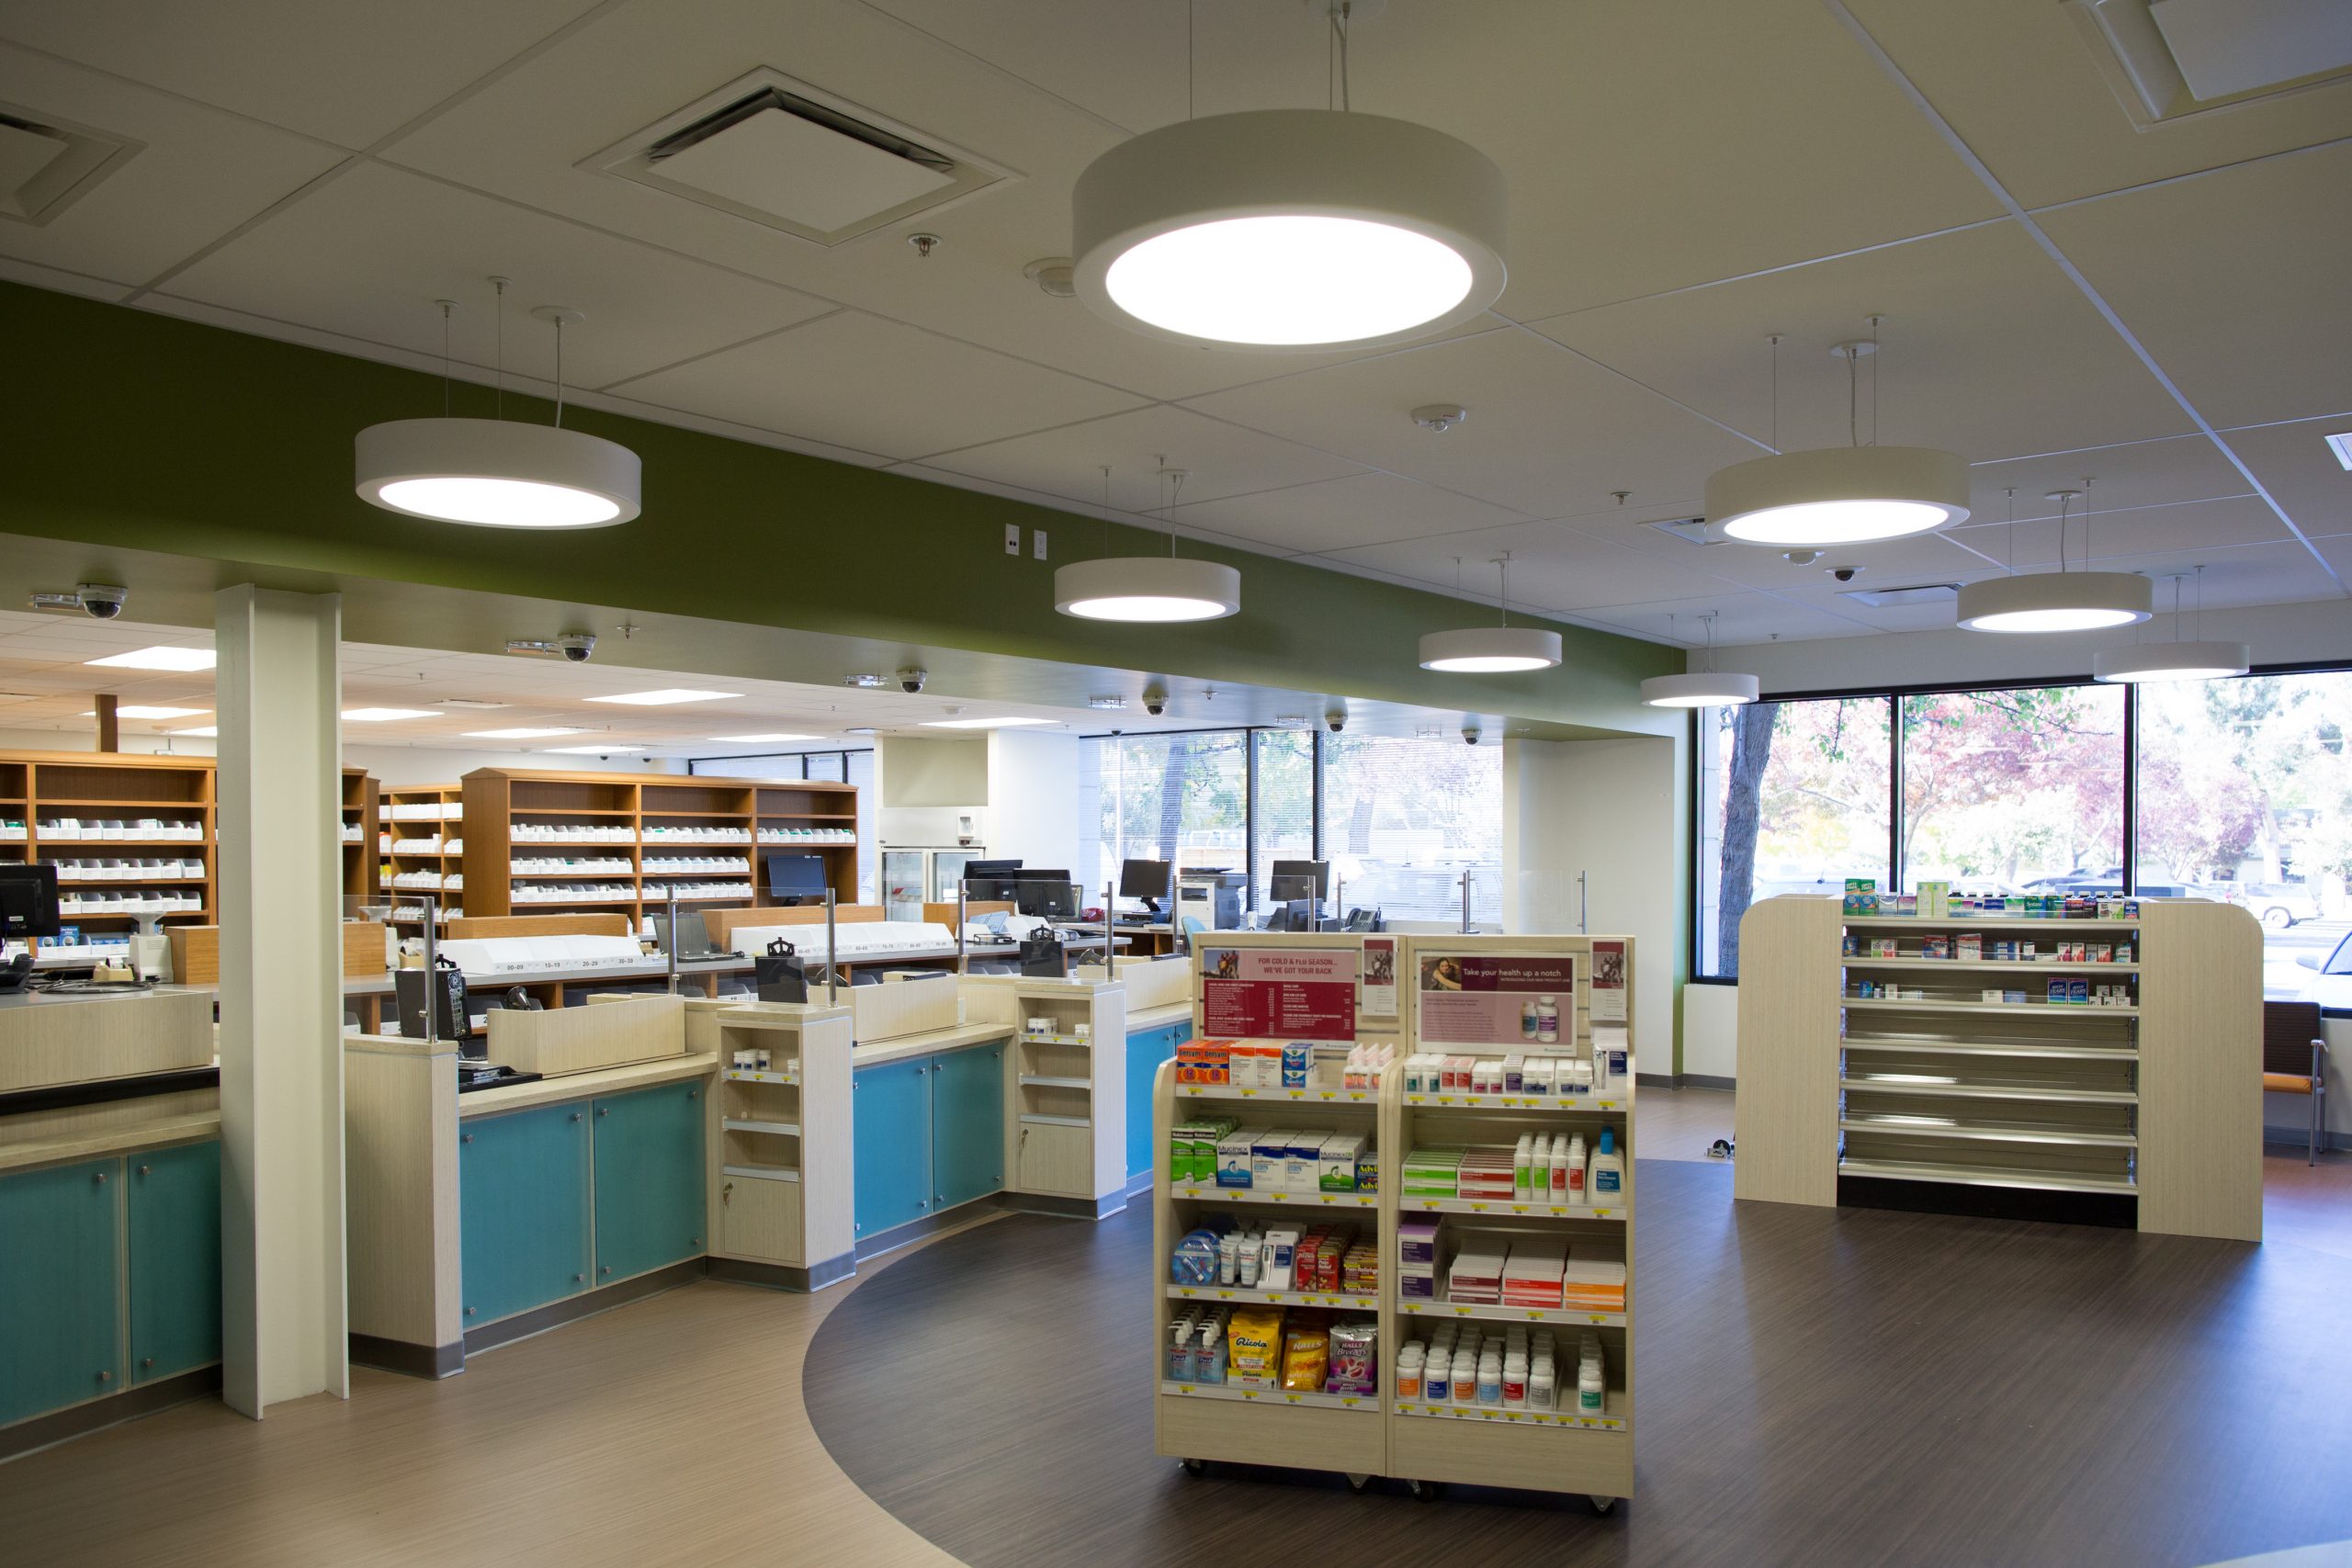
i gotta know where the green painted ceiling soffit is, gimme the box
[0,280,1678,732]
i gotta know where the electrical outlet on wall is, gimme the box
[1033,529,1048,560]
[1004,524,1021,556]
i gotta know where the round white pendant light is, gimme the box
[1956,482,2151,633]
[356,292,639,528]
[1641,612,1758,707]
[356,418,639,528]
[1420,553,1559,672]
[2093,570,2248,681]
[1708,446,1971,546]
[1055,556,1241,623]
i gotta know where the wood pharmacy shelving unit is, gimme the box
[341,767,379,901]
[1150,931,1640,1509]
[0,750,218,954]
[1734,895,2261,1240]
[382,783,462,927]
[460,768,856,932]
[962,974,1127,1213]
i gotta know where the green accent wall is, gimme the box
[0,281,1677,734]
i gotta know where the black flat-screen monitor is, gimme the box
[1269,859,1329,905]
[762,852,830,907]
[1014,878,1078,919]
[1119,859,1174,899]
[0,863,62,940]
[963,876,1019,903]
[962,860,1022,881]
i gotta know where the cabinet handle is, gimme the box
[96,1371,110,1383]
[722,1183,733,1206]
[600,1265,611,1275]
[461,1134,473,1145]
[465,1306,476,1316]
[598,1108,609,1117]
[687,1089,698,1100]
[94,1171,107,1185]
[573,1273,584,1282]
[142,1358,153,1368]
[691,1236,701,1247]
[138,1164,152,1177]
[571,1111,583,1122]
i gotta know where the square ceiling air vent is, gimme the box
[0,104,141,226]
[2068,0,2352,125]
[1839,582,1959,609]
[586,69,1010,245]
[1644,517,1722,547]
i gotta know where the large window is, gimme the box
[1900,685,2125,897]
[1078,731,1250,900]
[1321,734,1504,925]
[690,748,877,901]
[1250,731,1316,911]
[1698,697,1892,977]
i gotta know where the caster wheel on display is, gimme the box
[1590,1495,1616,1515]
[1181,1458,1206,1477]
[1345,1472,1372,1494]
[1408,1478,1444,1503]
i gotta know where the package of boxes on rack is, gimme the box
[1399,1223,1625,1312]
[1844,877,2141,922]
[1397,1323,1609,1417]
[1175,1037,1393,1090]
[1166,1302,1379,1398]
[755,826,855,845]
[388,802,463,821]
[1402,1129,1624,1208]
[59,889,203,916]
[36,818,206,841]
[1401,1050,1623,1101]
[513,822,633,843]
[1843,931,2137,964]
[640,824,752,844]
[1168,1120,1378,1196]
[1171,1217,1377,1295]
[48,858,206,882]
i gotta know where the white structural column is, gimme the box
[215,585,348,1416]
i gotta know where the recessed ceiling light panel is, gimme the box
[465,727,583,739]
[85,646,217,671]
[921,716,1054,729]
[710,733,820,744]
[585,689,739,706]
[341,707,439,722]
[542,744,649,754]
[83,705,207,719]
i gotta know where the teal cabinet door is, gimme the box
[0,1159,121,1425]
[460,1104,592,1326]
[1126,1024,1188,1180]
[853,1058,932,1241]
[930,1045,1004,1212]
[128,1141,221,1385]
[592,1082,706,1284]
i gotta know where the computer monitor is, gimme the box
[962,860,1023,881]
[1119,858,1174,909]
[962,877,1018,904]
[0,863,62,941]
[1269,860,1329,900]
[1014,878,1079,919]
[762,852,830,908]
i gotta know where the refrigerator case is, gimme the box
[881,848,988,921]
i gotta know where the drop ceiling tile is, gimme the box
[1182,327,1756,519]
[2222,416,2352,538]
[0,43,344,288]
[1596,511,1996,592]
[1169,472,1521,558]
[616,310,1147,460]
[2085,539,2345,608]
[1840,0,2352,209]
[0,255,131,302]
[1320,523,1726,614]
[1966,435,2255,524]
[1534,221,2197,471]
[1576,592,1877,647]
[158,161,835,389]
[1957,494,2295,568]
[913,404,1368,509]
[0,0,608,149]
[2037,142,2352,430]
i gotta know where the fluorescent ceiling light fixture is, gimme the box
[541,743,648,754]
[710,733,819,743]
[341,707,440,722]
[1420,554,1560,672]
[1055,557,1240,623]
[83,705,207,719]
[464,727,583,739]
[2327,431,2352,469]
[85,646,217,671]
[1071,107,1506,350]
[171,726,218,737]
[1640,671,1762,707]
[1956,572,2153,633]
[921,716,1053,729]
[2093,641,2251,682]
[1708,446,1971,547]
[586,689,739,706]
[355,418,639,528]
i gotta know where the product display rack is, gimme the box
[1735,895,2262,1241]
[1385,933,1636,1510]
[381,783,462,927]
[1,750,219,955]
[459,768,857,931]
[961,975,1128,1211]
[341,767,379,901]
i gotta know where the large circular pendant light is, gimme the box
[1956,482,2151,633]
[1056,557,1241,623]
[1419,554,1560,672]
[1641,612,1758,707]
[2093,570,2248,681]
[356,292,639,528]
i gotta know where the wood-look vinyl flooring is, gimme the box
[805,1158,2352,1568]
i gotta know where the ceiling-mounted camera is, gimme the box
[1143,686,1168,717]
[28,583,127,619]
[898,668,928,694]
[1462,723,1482,746]
[1829,566,1862,583]
[1325,706,1348,733]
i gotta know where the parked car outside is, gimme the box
[2215,882,2321,930]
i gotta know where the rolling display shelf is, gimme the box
[1735,894,2263,1241]
[1153,931,1638,1512]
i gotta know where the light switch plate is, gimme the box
[1004,524,1021,556]
[1032,529,1048,560]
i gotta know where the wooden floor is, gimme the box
[3,1090,2348,1568]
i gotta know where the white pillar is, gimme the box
[215,585,347,1416]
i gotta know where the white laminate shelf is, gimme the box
[1176,1083,1382,1104]
[721,1163,800,1183]
[1842,1036,2138,1061]
[1838,1156,2136,1196]
[1159,1381,1377,1413]
[1839,1113,2137,1148]
[1842,917,2141,931]
[1020,1032,1092,1046]
[1392,1394,1628,1431]
[1403,1091,1632,1113]
[1844,998,2138,1018]
[1018,1112,1091,1129]
[1399,1295,1625,1328]
[1017,1075,1091,1089]
[1166,1282,1380,1313]
[723,1068,798,1085]
[721,1117,801,1136]
[1399,1198,1628,1222]
[1843,958,2139,974]
[1166,1185,1378,1209]
[1840,1073,2137,1105]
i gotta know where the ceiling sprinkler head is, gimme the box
[907,232,942,257]
[1411,404,1469,434]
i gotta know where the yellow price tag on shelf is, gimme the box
[1468,1202,1488,1213]
[1453,1307,1474,1316]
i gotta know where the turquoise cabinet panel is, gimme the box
[930,1045,1004,1213]
[128,1141,221,1385]
[460,1104,592,1326]
[592,1082,706,1284]
[853,1057,932,1240]
[1126,1023,1191,1179]
[0,1159,121,1426]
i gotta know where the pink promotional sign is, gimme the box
[1202,947,1359,1041]
[1417,953,1578,1047]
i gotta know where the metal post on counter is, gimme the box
[418,892,439,1046]
[1459,869,1474,934]
[956,882,969,976]
[824,888,838,1005]
[664,894,681,996]
[1333,872,1345,932]
[1578,871,1589,935]
[1102,882,1114,975]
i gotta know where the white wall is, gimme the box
[1714,598,2352,695]
[1502,735,1681,1076]
[989,729,1082,880]
[1682,982,1738,1083]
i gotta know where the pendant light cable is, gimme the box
[1846,340,1860,448]
[2004,486,2016,573]
[492,276,507,419]
[1768,333,1781,454]
[553,313,566,429]
[1101,464,1113,555]
[1333,4,1352,113]
[2081,477,2095,573]
[1494,553,1512,628]
[1869,314,1882,446]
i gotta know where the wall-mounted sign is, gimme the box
[1417,953,1577,1048]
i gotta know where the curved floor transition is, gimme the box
[805,1159,2352,1568]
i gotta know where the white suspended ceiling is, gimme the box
[0,0,2346,654]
